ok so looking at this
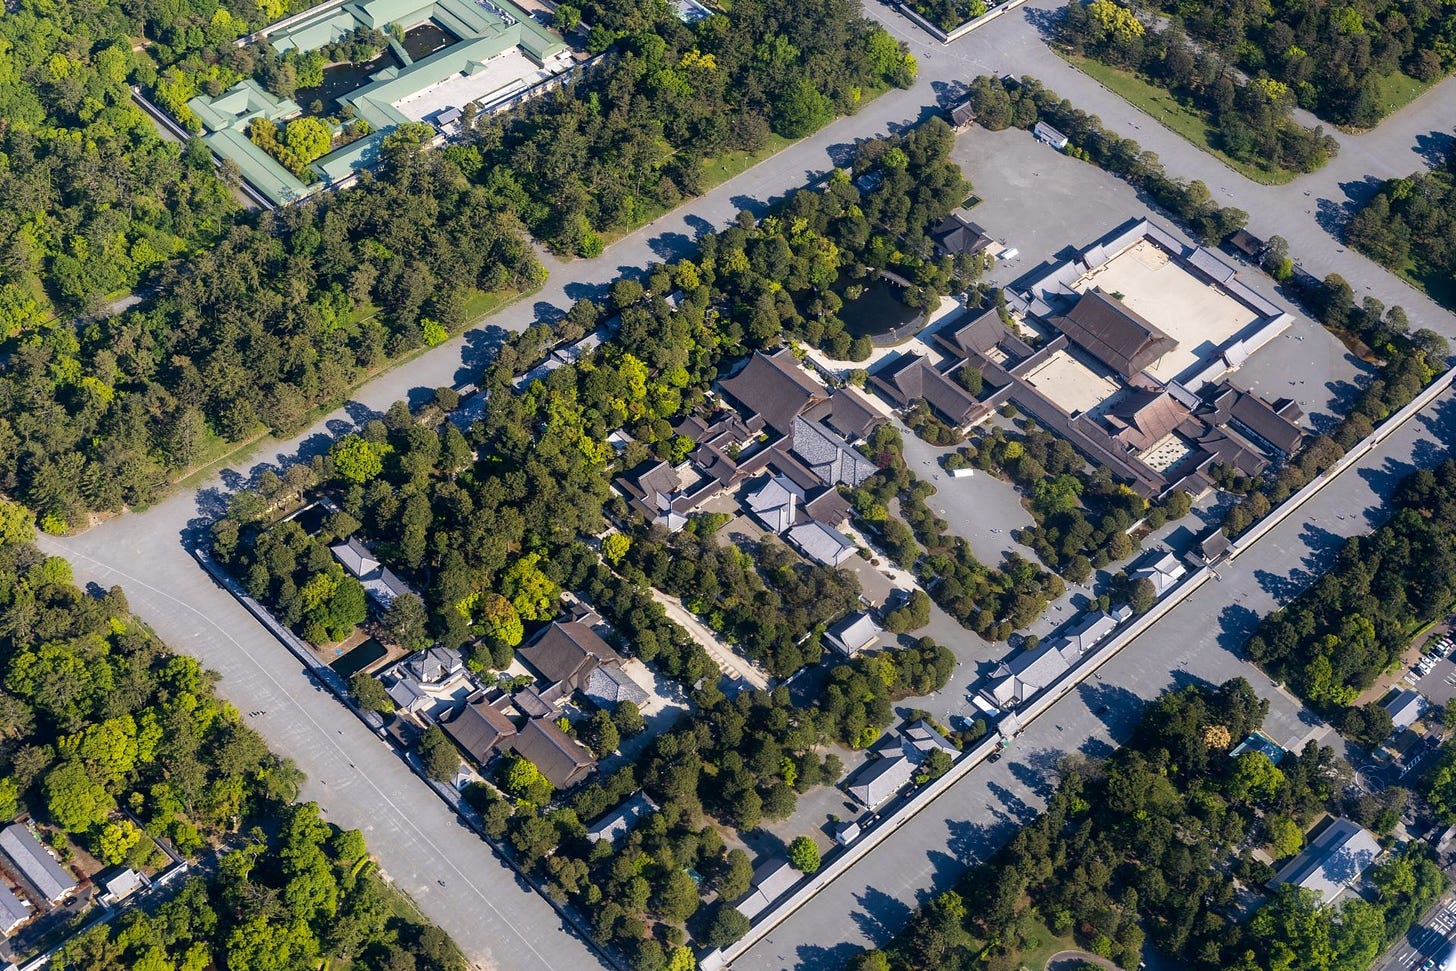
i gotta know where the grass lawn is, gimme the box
[1008,913,1082,970]
[1061,52,1301,185]
[1368,69,1445,124]
[1401,261,1456,313]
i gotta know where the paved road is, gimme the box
[49,2,1456,965]
[729,389,1456,970]
[1381,893,1456,971]
[40,530,609,971]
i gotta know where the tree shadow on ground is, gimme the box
[1216,602,1261,655]
[850,885,914,946]
[792,942,865,971]
[1414,131,1454,170]
[1076,680,1145,732]
[1254,565,1314,605]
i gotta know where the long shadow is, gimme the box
[1356,454,1419,505]
[1253,566,1314,605]
[1413,131,1454,170]
[792,943,864,971]
[1216,602,1261,656]
[849,886,914,946]
[561,280,609,303]
[730,194,769,217]
[530,298,566,323]
[1023,3,1062,41]
[985,779,1035,824]
[647,231,692,260]
[1075,681,1145,731]
[683,213,715,239]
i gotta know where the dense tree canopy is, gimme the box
[1161,0,1456,127]
[1245,459,1456,710]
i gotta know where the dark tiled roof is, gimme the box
[803,387,884,442]
[870,354,979,426]
[1103,388,1190,451]
[582,665,650,708]
[509,718,596,789]
[1227,390,1304,454]
[518,621,623,693]
[1052,289,1178,379]
[442,697,518,764]
[931,213,993,255]
[721,349,827,435]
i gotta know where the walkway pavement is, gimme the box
[646,587,770,692]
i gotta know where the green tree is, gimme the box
[44,760,116,832]
[349,672,395,716]
[285,116,334,163]
[418,726,459,782]
[502,553,559,621]
[382,592,430,651]
[583,709,620,757]
[501,754,555,805]
[0,498,35,546]
[330,435,386,484]
[700,903,751,948]
[787,835,821,873]
[603,532,631,565]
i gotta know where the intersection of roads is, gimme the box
[44,1,1456,968]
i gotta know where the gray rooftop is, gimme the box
[0,825,75,902]
[1271,818,1380,905]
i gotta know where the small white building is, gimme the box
[1033,121,1068,150]
[1384,689,1428,732]
[1131,549,1187,597]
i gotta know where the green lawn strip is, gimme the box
[1060,52,1299,186]
[1368,69,1445,124]
[1397,260,1456,314]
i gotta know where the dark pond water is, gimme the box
[294,50,399,113]
[331,636,387,677]
[402,22,457,60]
[838,277,924,340]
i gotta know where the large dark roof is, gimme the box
[442,697,517,764]
[1052,289,1178,378]
[803,387,884,442]
[509,718,596,789]
[870,354,979,426]
[721,349,827,435]
[931,213,992,255]
[1103,387,1190,451]
[519,621,622,692]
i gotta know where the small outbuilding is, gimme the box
[1033,121,1069,150]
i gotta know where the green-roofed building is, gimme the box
[189,0,570,206]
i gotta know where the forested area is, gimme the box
[964,75,1250,244]
[0,0,922,529]
[209,117,981,655]
[467,0,919,254]
[616,517,863,677]
[1159,0,1456,127]
[853,679,1444,971]
[0,132,545,531]
[1058,0,1340,176]
[1244,459,1456,710]
[1346,146,1456,308]
[0,500,463,970]
[904,0,988,33]
[850,425,1066,639]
